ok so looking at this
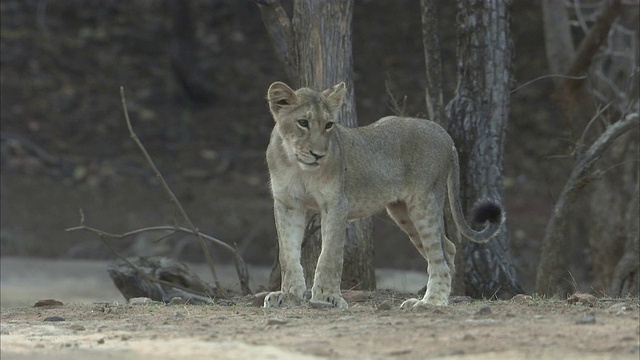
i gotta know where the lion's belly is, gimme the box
[346,195,395,220]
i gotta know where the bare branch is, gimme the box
[535,111,639,296]
[384,76,407,117]
[119,87,221,290]
[84,219,215,301]
[66,223,236,254]
[564,0,622,90]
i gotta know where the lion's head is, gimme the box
[267,82,345,170]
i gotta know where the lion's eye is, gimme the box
[325,122,334,130]
[297,119,309,128]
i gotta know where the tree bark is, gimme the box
[257,0,375,291]
[446,0,523,299]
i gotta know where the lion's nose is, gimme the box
[309,150,325,160]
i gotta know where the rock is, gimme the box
[33,299,64,307]
[475,305,492,316]
[107,256,216,304]
[43,316,65,322]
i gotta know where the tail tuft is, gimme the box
[472,201,503,224]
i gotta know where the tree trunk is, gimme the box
[257,0,375,291]
[445,0,523,299]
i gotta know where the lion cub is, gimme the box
[263,81,503,309]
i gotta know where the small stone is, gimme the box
[128,297,153,306]
[475,305,492,315]
[97,338,105,344]
[267,317,288,325]
[43,316,65,322]
[576,314,596,324]
[33,299,64,307]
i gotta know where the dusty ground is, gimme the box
[1,257,639,359]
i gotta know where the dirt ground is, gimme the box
[1,257,639,360]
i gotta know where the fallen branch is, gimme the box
[67,87,253,297]
[69,209,216,301]
[118,87,222,290]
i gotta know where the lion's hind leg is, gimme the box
[400,195,451,309]
[386,201,428,259]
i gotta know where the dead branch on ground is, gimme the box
[66,87,253,298]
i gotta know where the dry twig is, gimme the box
[66,87,254,297]
[118,87,222,290]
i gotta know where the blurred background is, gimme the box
[1,0,638,297]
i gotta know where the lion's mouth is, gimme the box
[296,156,320,167]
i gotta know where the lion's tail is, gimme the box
[446,147,504,243]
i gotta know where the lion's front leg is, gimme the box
[264,200,306,308]
[311,200,349,309]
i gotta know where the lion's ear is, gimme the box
[322,82,346,114]
[267,82,297,117]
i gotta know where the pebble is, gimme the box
[43,316,65,322]
[475,305,492,316]
[33,299,64,308]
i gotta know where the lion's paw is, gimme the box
[263,291,300,308]
[400,297,447,310]
[311,294,348,309]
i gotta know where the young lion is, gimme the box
[263,81,503,309]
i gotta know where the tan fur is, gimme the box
[263,82,504,309]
